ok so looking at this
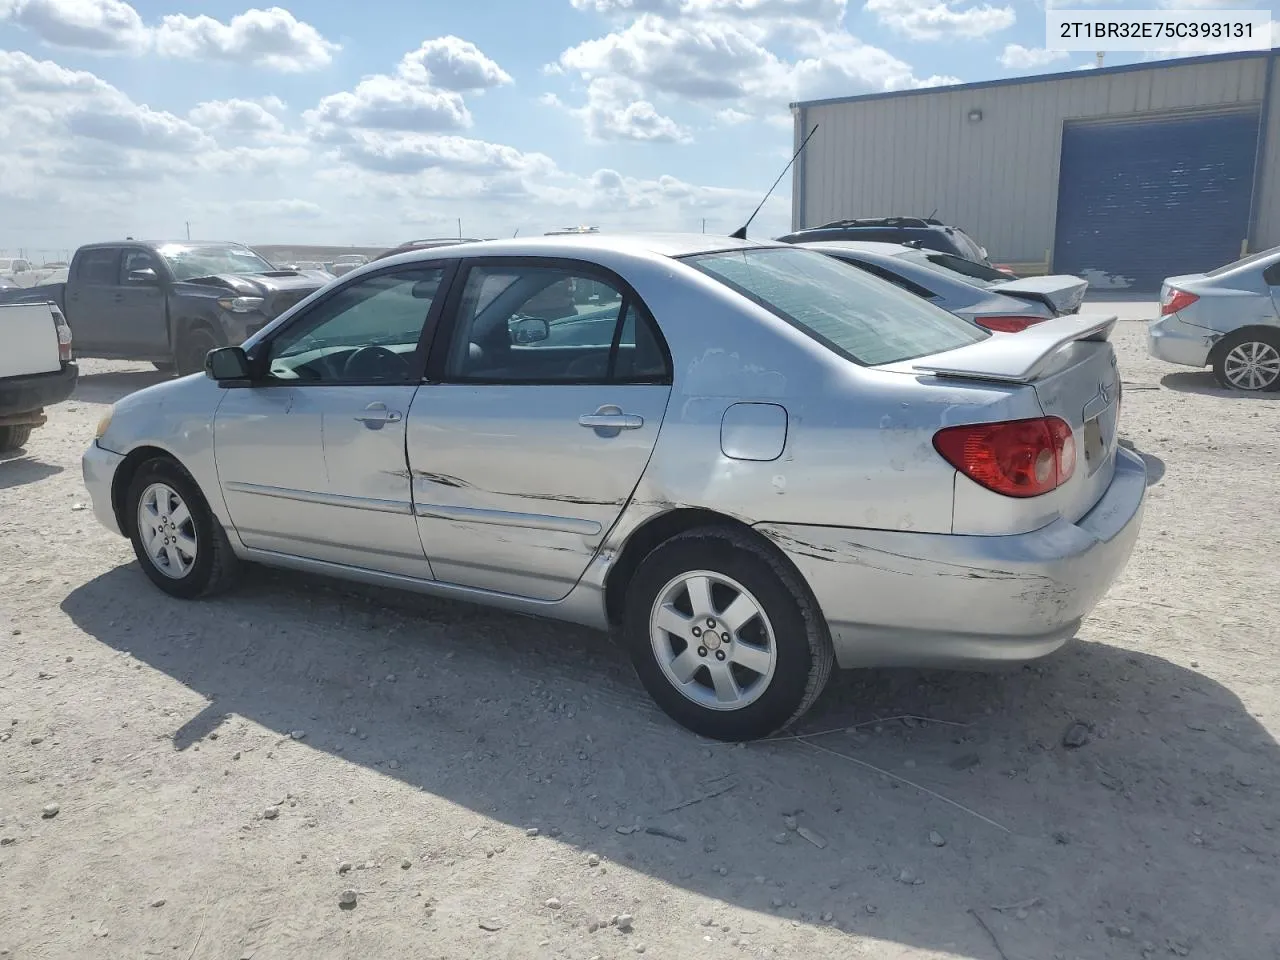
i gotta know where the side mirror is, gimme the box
[127,267,158,285]
[509,316,550,345]
[411,278,440,300]
[205,346,251,382]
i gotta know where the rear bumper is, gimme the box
[0,362,78,419]
[81,441,125,536]
[1147,315,1214,367]
[758,446,1147,669]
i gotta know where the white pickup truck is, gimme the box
[0,301,78,451]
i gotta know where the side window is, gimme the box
[841,258,937,300]
[266,266,444,384]
[120,250,161,283]
[443,264,668,384]
[1263,262,1280,286]
[77,249,120,286]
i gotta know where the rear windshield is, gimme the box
[685,247,985,366]
[897,249,1010,286]
[1205,245,1280,277]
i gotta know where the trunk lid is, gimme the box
[897,314,1122,524]
[989,275,1089,315]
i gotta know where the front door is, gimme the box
[214,262,451,577]
[66,247,123,354]
[408,259,672,601]
[115,248,171,358]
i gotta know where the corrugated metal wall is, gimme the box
[794,53,1279,263]
[1256,57,1280,250]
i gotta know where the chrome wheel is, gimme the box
[649,570,777,711]
[1223,340,1280,390]
[136,482,198,579]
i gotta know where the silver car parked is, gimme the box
[800,241,1089,332]
[1147,245,1280,391]
[82,235,1146,741]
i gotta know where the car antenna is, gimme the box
[926,208,937,221]
[730,123,818,240]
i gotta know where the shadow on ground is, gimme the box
[72,369,171,405]
[1160,371,1280,400]
[0,453,63,489]
[1117,439,1165,486]
[62,564,1279,959]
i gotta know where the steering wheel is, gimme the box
[342,345,409,381]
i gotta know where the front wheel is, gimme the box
[622,527,834,741]
[125,457,241,599]
[1213,330,1280,391]
[174,327,221,377]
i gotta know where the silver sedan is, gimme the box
[1148,245,1280,391]
[82,235,1146,741]
[800,240,1089,332]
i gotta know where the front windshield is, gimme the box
[156,244,275,281]
[686,247,985,366]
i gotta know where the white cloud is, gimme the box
[153,6,339,71]
[0,0,148,51]
[231,198,324,220]
[0,1,338,70]
[864,0,1015,40]
[715,107,753,124]
[999,44,1068,69]
[398,36,513,92]
[308,76,471,133]
[189,98,285,135]
[544,76,692,143]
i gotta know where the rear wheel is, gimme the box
[174,327,221,377]
[0,425,33,452]
[622,526,833,741]
[1212,330,1280,391]
[125,457,241,599]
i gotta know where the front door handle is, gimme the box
[354,402,403,429]
[579,413,643,429]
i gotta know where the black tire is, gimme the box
[622,526,834,741]
[174,327,221,377]
[125,457,242,599]
[0,425,33,452]
[1212,329,1280,392]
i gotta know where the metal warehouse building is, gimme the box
[789,49,1280,292]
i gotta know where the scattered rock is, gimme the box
[545,897,562,910]
[588,920,600,933]
[615,825,637,835]
[41,803,59,819]
[634,945,646,954]
[783,815,798,831]
[1167,937,1191,956]
[385,674,396,682]
[150,899,166,908]
[0,837,14,846]
[526,827,540,837]
[338,890,358,910]
[929,831,946,847]
[401,858,412,870]
[71,503,86,511]
[1190,660,1200,669]
[1062,722,1092,749]
[773,832,790,844]
[865,904,878,915]
[387,760,400,770]
[478,918,503,932]
[262,807,279,820]
[232,751,241,761]
[1052,830,1071,845]
[289,730,306,740]
[587,854,600,867]
[338,862,353,875]
[770,897,784,909]
[616,914,634,932]
[1104,924,1133,939]
[896,868,922,885]
[29,736,44,745]
[949,752,981,771]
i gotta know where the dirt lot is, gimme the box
[2,312,1278,960]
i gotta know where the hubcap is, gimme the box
[649,570,777,712]
[137,482,198,579]
[1224,341,1280,390]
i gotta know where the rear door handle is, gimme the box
[354,402,403,428]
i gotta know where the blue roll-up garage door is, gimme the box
[1052,109,1260,293]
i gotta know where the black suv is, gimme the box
[777,217,993,266]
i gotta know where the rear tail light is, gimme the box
[974,315,1045,333]
[933,416,1076,498]
[51,308,73,362]
[1161,287,1198,315]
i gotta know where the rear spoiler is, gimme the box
[912,313,1116,384]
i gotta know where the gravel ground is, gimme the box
[2,311,1278,960]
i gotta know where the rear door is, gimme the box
[407,258,672,601]
[66,247,122,353]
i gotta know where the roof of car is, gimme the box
[383,232,775,263]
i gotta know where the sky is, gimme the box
[0,0,1273,256]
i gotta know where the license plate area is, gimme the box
[1082,415,1107,474]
